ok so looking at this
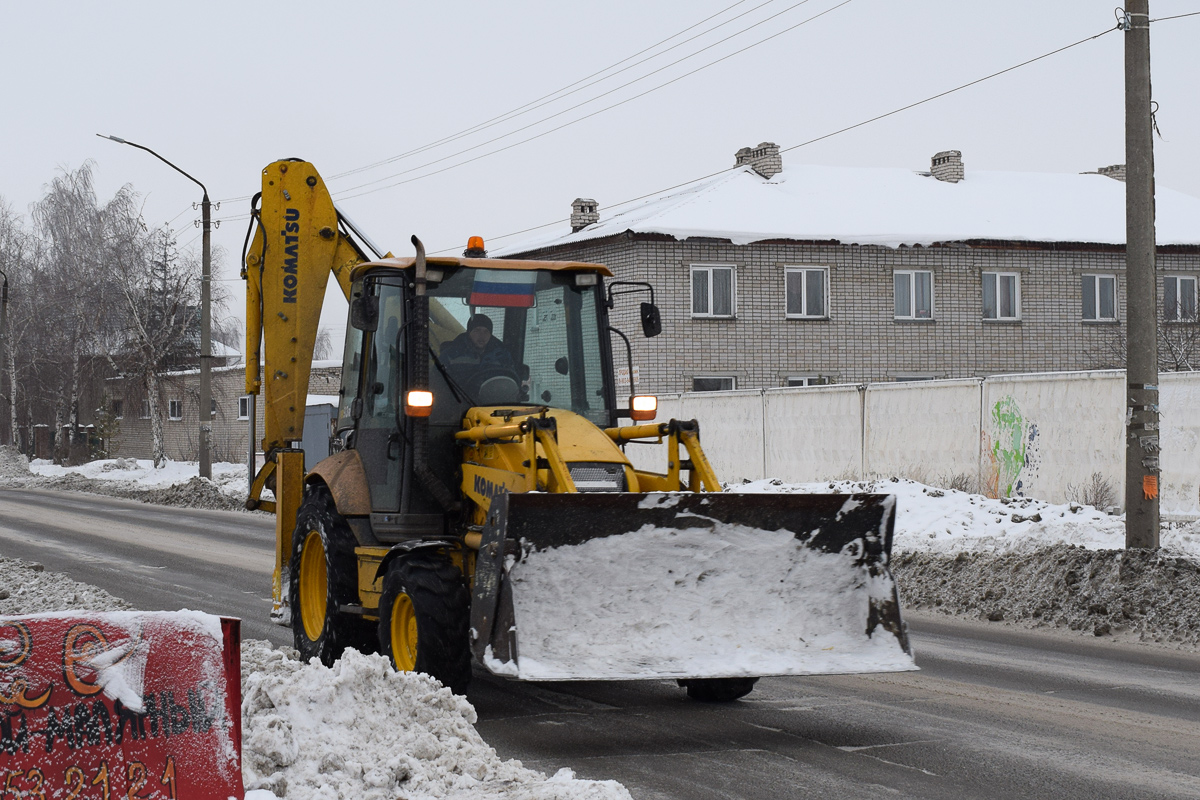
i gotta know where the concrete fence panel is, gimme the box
[981,371,1125,504]
[864,379,982,485]
[679,389,766,483]
[764,385,864,482]
[1160,372,1200,518]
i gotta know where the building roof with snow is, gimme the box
[498,147,1200,254]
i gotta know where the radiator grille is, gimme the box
[567,462,627,492]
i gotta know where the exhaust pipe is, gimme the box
[410,235,458,512]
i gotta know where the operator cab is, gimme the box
[336,254,625,520]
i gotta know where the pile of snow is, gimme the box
[0,455,258,512]
[241,642,630,800]
[29,456,250,499]
[0,553,631,800]
[506,518,913,680]
[732,478,1200,562]
[0,555,133,615]
[894,546,1200,647]
[0,445,31,478]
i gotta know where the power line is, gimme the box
[335,0,825,196]
[779,25,1118,154]
[335,0,853,202]
[212,0,764,204]
[432,24,1120,255]
[328,0,768,181]
[1149,10,1200,22]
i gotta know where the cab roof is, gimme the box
[350,256,612,281]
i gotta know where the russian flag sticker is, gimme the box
[470,269,539,308]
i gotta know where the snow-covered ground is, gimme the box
[29,456,252,500]
[734,478,1200,562]
[5,450,1200,796]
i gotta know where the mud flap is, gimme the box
[470,492,915,681]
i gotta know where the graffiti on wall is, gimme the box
[982,395,1041,498]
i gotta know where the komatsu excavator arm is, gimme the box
[242,159,386,614]
[243,159,377,461]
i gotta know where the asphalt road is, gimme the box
[3,486,1199,799]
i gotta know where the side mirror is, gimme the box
[350,294,379,332]
[555,357,570,375]
[640,302,662,338]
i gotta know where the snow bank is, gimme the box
[29,457,250,499]
[0,554,630,800]
[0,555,133,615]
[732,478,1200,562]
[240,641,631,800]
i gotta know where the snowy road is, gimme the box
[4,487,1200,799]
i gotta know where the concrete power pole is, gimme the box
[1123,0,1159,549]
[200,193,212,480]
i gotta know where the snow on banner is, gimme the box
[469,269,537,308]
[0,611,242,800]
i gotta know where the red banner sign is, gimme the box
[0,611,243,800]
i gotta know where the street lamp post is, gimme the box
[97,134,212,479]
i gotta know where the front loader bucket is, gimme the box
[470,492,915,682]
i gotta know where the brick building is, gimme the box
[499,145,1200,393]
[97,361,343,463]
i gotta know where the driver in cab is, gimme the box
[440,313,514,370]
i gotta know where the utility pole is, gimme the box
[0,270,7,447]
[97,134,213,478]
[1123,0,1159,548]
[199,193,212,479]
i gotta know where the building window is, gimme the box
[786,376,830,387]
[894,270,933,319]
[1164,275,1198,322]
[691,265,735,318]
[211,398,217,418]
[168,399,183,421]
[111,399,123,419]
[1082,274,1117,321]
[785,267,827,318]
[982,272,1020,320]
[238,396,251,421]
[692,376,735,392]
[140,399,150,419]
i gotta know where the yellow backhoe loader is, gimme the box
[243,159,915,700]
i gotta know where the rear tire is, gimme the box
[378,553,472,694]
[682,677,759,702]
[289,486,371,666]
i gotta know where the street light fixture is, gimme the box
[97,134,213,479]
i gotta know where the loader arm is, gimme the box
[243,159,379,459]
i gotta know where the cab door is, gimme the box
[354,278,406,513]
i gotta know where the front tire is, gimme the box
[289,486,369,666]
[681,677,759,702]
[378,553,472,694]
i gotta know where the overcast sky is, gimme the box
[3,1,1197,344]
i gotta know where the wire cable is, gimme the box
[1148,10,1200,22]
[328,0,768,181]
[429,24,1120,254]
[213,0,764,204]
[335,0,852,201]
[335,0,826,196]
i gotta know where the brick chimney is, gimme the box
[734,142,782,179]
[571,198,599,233]
[930,150,964,182]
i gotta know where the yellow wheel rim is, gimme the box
[389,593,418,671]
[298,530,328,642]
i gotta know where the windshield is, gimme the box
[427,267,612,426]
